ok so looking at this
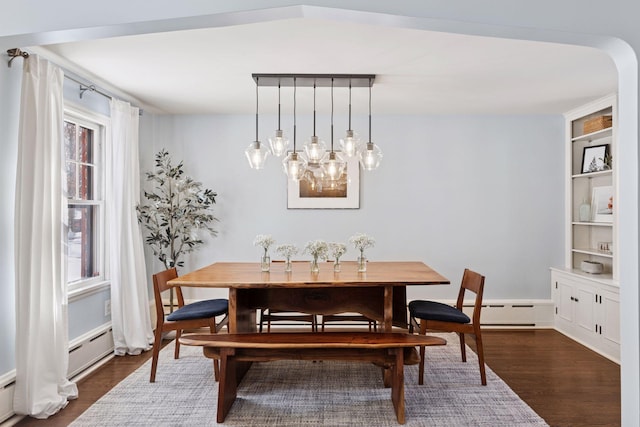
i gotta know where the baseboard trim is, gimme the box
[0,323,115,424]
[415,298,554,328]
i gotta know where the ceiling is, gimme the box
[38,18,618,116]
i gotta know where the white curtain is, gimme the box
[108,99,154,356]
[13,55,78,418]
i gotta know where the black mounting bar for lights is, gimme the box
[252,73,375,88]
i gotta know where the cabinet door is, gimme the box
[598,289,620,360]
[556,279,574,327]
[574,283,597,339]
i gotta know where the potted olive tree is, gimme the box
[137,149,218,310]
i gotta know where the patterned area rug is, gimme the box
[71,333,548,426]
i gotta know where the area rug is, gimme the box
[70,333,548,426]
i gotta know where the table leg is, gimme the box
[217,348,238,423]
[383,286,394,387]
[390,348,406,424]
[229,289,254,382]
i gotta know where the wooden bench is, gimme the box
[179,332,446,424]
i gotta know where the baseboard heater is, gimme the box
[0,323,114,423]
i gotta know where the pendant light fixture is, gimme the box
[339,81,360,157]
[245,77,269,169]
[323,78,346,180]
[358,77,383,171]
[268,80,289,156]
[303,81,327,165]
[282,77,307,180]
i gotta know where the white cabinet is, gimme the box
[551,268,619,362]
[551,94,619,363]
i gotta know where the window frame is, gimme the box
[64,103,109,296]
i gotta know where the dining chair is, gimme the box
[320,314,377,331]
[150,267,229,382]
[258,260,318,332]
[319,260,376,331]
[408,268,487,385]
[259,309,318,332]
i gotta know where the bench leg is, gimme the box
[217,348,238,423]
[390,348,406,424]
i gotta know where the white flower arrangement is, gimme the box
[349,233,375,254]
[275,244,298,259]
[303,239,329,260]
[328,242,347,261]
[253,234,275,255]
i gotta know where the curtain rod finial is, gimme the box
[7,48,29,68]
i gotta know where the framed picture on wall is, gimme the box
[581,144,609,173]
[592,185,614,223]
[287,153,360,209]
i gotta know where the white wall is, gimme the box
[140,113,564,303]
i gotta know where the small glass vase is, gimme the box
[284,258,293,273]
[261,254,271,272]
[310,256,320,274]
[333,259,341,273]
[357,254,367,273]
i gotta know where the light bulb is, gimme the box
[340,130,360,157]
[245,140,269,169]
[282,152,306,181]
[304,136,327,164]
[269,129,289,157]
[358,142,383,171]
[323,152,346,180]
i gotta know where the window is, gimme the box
[64,109,105,290]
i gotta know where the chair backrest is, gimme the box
[152,267,186,322]
[455,268,485,324]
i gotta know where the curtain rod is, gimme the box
[7,47,143,113]
[64,74,112,101]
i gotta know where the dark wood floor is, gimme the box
[13,329,620,427]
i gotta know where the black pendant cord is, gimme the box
[348,81,352,131]
[368,78,372,143]
[330,78,335,153]
[313,81,317,137]
[255,77,259,142]
[293,77,297,153]
[277,80,281,131]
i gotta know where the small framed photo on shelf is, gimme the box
[581,144,609,173]
[591,185,613,223]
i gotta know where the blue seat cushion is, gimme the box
[166,299,228,321]
[408,300,470,324]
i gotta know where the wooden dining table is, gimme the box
[169,261,450,334]
[170,261,450,394]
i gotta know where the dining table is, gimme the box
[169,261,450,333]
[170,260,450,389]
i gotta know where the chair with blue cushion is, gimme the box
[409,268,486,385]
[150,267,228,382]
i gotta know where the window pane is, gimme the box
[66,163,77,199]
[79,126,93,164]
[67,205,99,283]
[78,164,94,200]
[64,121,76,162]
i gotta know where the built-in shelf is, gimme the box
[572,248,614,258]
[571,170,613,179]
[552,95,619,363]
[572,221,613,227]
[571,127,612,143]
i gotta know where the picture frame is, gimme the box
[287,153,360,209]
[591,185,613,223]
[581,144,609,173]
